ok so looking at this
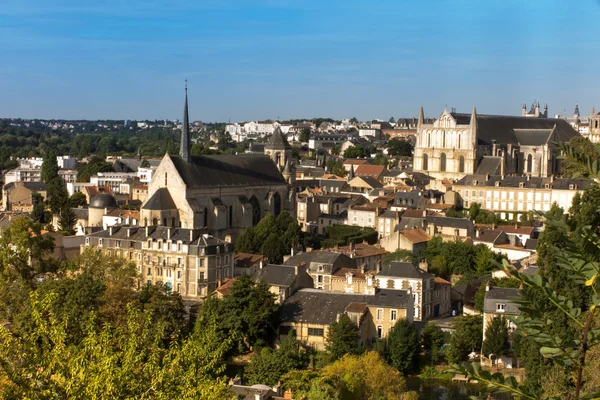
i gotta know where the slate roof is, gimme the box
[234,253,265,269]
[280,288,412,324]
[398,227,431,244]
[265,127,290,150]
[426,215,474,230]
[475,230,504,244]
[454,175,592,190]
[525,238,538,250]
[475,156,502,176]
[3,181,47,191]
[142,188,177,210]
[170,154,286,188]
[483,287,521,316]
[393,191,426,208]
[254,264,298,288]
[90,193,118,209]
[72,208,89,219]
[377,261,434,279]
[87,226,229,249]
[283,250,354,268]
[449,113,579,146]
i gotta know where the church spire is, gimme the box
[180,80,191,163]
[417,106,424,130]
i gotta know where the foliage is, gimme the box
[299,127,311,142]
[325,314,360,360]
[421,323,447,363]
[321,225,378,248]
[315,351,415,400]
[77,156,113,182]
[385,318,420,375]
[41,148,59,182]
[371,153,389,167]
[325,158,346,177]
[47,177,69,214]
[343,145,369,159]
[383,249,417,264]
[216,274,279,352]
[561,136,600,179]
[245,337,310,386]
[468,202,499,224]
[58,204,77,235]
[446,315,483,364]
[386,139,413,157]
[235,212,302,263]
[482,315,510,357]
[69,191,87,207]
[0,292,232,399]
[137,283,189,340]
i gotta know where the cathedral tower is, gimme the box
[180,81,191,163]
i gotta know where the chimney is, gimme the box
[419,260,428,272]
[259,259,264,269]
[146,226,149,236]
[376,260,382,273]
[485,173,490,181]
[360,263,365,273]
[189,230,194,241]
[127,228,131,237]
[167,227,172,239]
[109,226,113,235]
[254,393,261,400]
[486,281,491,292]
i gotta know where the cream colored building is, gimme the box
[453,175,591,220]
[83,225,234,299]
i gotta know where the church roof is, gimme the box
[143,188,177,210]
[264,127,290,150]
[170,154,286,188]
[449,113,578,146]
[475,156,502,175]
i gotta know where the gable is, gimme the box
[433,110,458,128]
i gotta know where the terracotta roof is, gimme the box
[495,225,535,235]
[355,164,386,178]
[434,277,451,285]
[401,209,428,218]
[426,203,453,210]
[398,227,431,244]
[345,302,368,313]
[331,267,373,280]
[234,253,265,269]
[214,278,236,297]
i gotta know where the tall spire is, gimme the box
[417,106,424,130]
[180,80,191,163]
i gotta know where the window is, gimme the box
[199,259,204,267]
[317,275,323,283]
[496,303,506,312]
[177,271,182,279]
[147,268,151,276]
[422,153,429,170]
[440,153,446,172]
[98,239,103,247]
[458,155,464,173]
[199,272,205,282]
[164,172,168,186]
[377,326,383,339]
[85,237,90,245]
[376,308,384,321]
[308,327,324,337]
[177,283,181,293]
[390,310,397,321]
[318,265,323,272]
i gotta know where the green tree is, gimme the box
[421,323,446,364]
[47,177,69,214]
[561,135,600,179]
[326,158,347,177]
[299,127,311,142]
[69,191,87,207]
[372,153,389,167]
[389,117,396,123]
[482,315,509,357]
[325,314,360,360]
[343,145,367,159]
[386,318,420,374]
[218,274,279,352]
[383,249,417,264]
[76,156,113,182]
[446,315,483,364]
[137,283,188,339]
[245,337,309,386]
[58,203,77,235]
[41,148,59,182]
[386,139,413,157]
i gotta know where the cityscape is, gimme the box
[2,1,600,400]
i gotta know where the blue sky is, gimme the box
[1,0,599,122]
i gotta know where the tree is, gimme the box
[372,153,389,167]
[386,318,420,374]
[446,315,483,364]
[561,136,600,179]
[482,315,509,358]
[389,117,396,123]
[299,128,311,143]
[47,177,69,214]
[421,323,446,364]
[76,156,113,182]
[386,139,413,157]
[41,148,59,182]
[325,158,346,177]
[137,283,188,339]
[343,145,367,159]
[218,274,279,352]
[140,158,151,168]
[58,203,77,235]
[325,314,360,360]
[317,351,415,399]
[245,337,309,386]
[69,191,87,207]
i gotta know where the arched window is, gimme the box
[203,207,208,228]
[427,133,431,147]
[249,196,261,226]
[442,131,446,148]
[144,217,148,226]
[152,217,158,226]
[171,217,176,227]
[457,134,461,149]
[164,172,168,186]
[458,156,465,173]
[440,153,447,172]
[163,217,167,226]
[422,154,429,171]
[273,192,281,217]
[527,154,533,173]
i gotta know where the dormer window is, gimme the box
[98,239,103,247]
[519,182,525,188]
[569,184,576,190]
[318,265,324,272]
[495,181,500,187]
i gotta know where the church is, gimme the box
[413,105,580,183]
[140,86,295,240]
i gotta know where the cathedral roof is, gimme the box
[475,156,502,175]
[265,127,290,150]
[449,113,578,146]
[143,188,177,210]
[170,154,286,188]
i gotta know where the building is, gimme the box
[413,106,579,183]
[279,288,413,349]
[284,251,356,291]
[139,86,293,240]
[354,164,387,181]
[375,261,434,321]
[425,215,475,239]
[234,253,265,276]
[482,286,521,346]
[254,263,314,304]
[453,175,592,220]
[83,225,234,298]
[380,227,431,257]
[330,242,388,272]
[588,107,600,143]
[347,204,381,229]
[2,181,46,212]
[309,133,348,150]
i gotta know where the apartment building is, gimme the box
[83,225,234,299]
[453,175,592,221]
